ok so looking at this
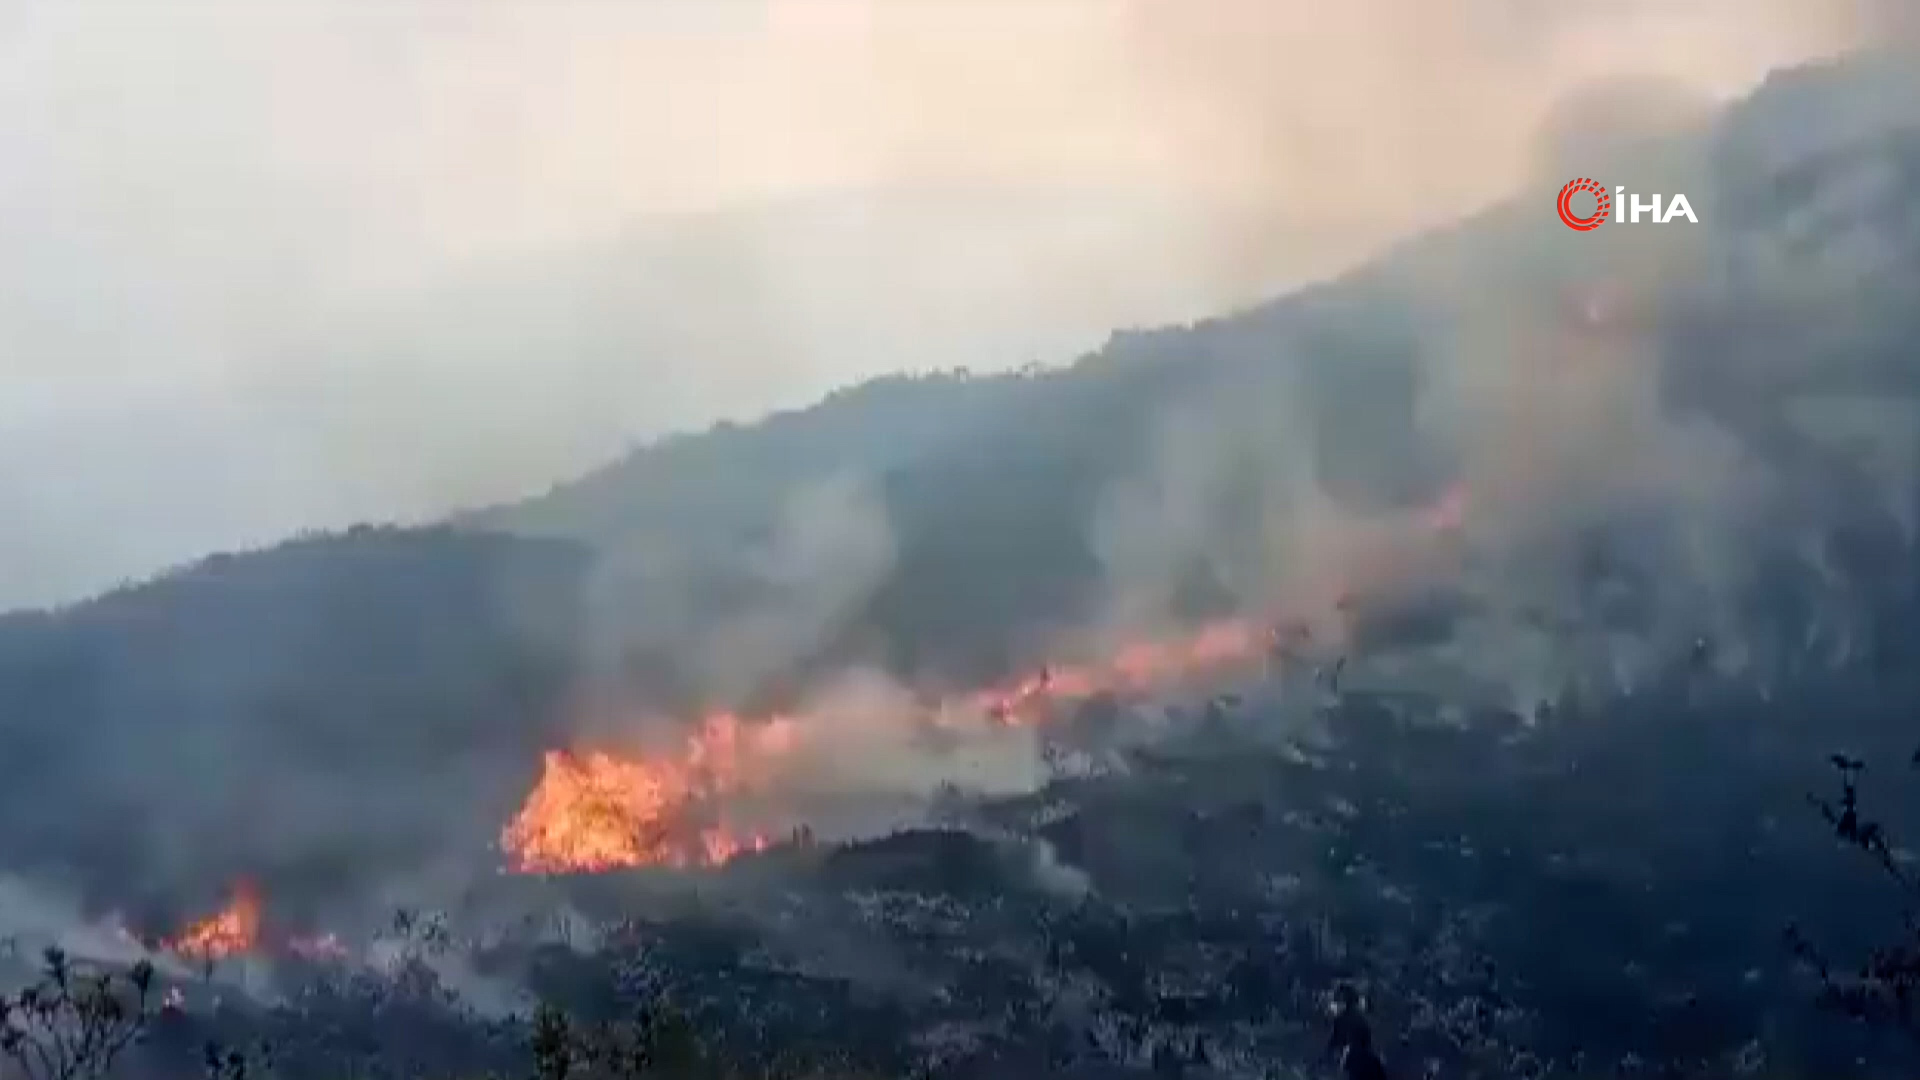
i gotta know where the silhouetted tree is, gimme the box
[0,948,153,1080]
[1791,753,1920,1037]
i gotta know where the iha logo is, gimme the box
[1557,177,1698,231]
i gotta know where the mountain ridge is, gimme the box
[0,43,1915,927]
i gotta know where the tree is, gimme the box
[0,948,154,1080]
[1790,753,1920,1036]
[527,1000,708,1080]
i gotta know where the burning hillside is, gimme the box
[496,623,1269,875]
[498,485,1470,876]
[164,882,262,963]
[51,491,1447,982]
[500,721,793,874]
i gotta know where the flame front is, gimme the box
[694,828,770,867]
[501,716,799,873]
[502,750,693,872]
[166,882,262,961]
[500,618,1276,876]
[503,487,1471,875]
[971,616,1262,725]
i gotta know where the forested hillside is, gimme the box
[2,45,1919,1080]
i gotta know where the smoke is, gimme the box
[1083,35,1920,710]
[0,877,148,977]
[555,17,1920,863]
[571,470,897,720]
[0,0,1880,607]
[1018,838,1094,901]
[1089,403,1287,632]
[691,474,898,704]
[0,527,589,956]
[555,468,1060,852]
[781,670,1042,802]
[0,0,1914,992]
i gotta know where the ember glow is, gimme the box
[502,487,1472,876]
[165,881,262,961]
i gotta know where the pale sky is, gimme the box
[0,0,1878,607]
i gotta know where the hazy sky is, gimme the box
[0,0,1879,608]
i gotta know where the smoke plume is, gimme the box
[0,0,1914,992]
[0,0,1880,606]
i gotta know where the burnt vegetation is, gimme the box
[4,44,1920,1080]
[13,670,1920,1080]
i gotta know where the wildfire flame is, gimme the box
[501,716,798,873]
[500,614,1291,875]
[158,885,361,965]
[502,485,1472,875]
[970,617,1262,725]
[696,827,771,867]
[165,882,261,962]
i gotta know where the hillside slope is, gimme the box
[470,48,1920,687]
[0,46,1916,930]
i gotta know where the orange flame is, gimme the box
[165,882,262,962]
[502,619,1271,874]
[692,827,771,867]
[971,617,1263,725]
[503,487,1471,875]
[501,715,800,873]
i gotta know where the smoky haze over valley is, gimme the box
[0,0,1895,608]
[0,0,1910,904]
[1,6,1920,1078]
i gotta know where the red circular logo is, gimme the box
[1557,178,1610,232]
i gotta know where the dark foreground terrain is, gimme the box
[13,657,1920,1079]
